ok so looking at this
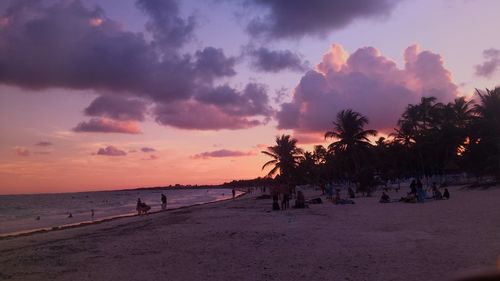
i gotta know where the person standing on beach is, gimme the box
[161,194,167,210]
[91,209,94,219]
[281,192,290,210]
[232,188,236,199]
[410,179,417,195]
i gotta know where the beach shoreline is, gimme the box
[1,185,499,281]
[0,190,247,240]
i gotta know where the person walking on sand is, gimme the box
[232,188,236,199]
[161,193,167,210]
[91,209,94,219]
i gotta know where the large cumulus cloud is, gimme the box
[0,0,272,131]
[244,0,401,39]
[277,44,458,133]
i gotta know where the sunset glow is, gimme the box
[1,0,499,194]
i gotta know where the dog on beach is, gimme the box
[136,203,151,215]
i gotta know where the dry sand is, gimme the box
[1,186,500,281]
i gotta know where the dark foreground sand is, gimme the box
[1,186,500,281]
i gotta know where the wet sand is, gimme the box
[1,186,499,281]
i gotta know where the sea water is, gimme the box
[0,188,242,236]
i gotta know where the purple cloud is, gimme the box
[135,0,195,51]
[155,83,273,130]
[0,1,271,131]
[35,141,52,146]
[244,0,401,39]
[248,47,308,73]
[73,118,141,134]
[141,147,156,153]
[96,146,127,156]
[475,48,500,78]
[85,96,148,121]
[192,149,254,159]
[277,44,458,133]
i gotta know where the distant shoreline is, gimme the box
[0,185,242,197]
[0,190,246,240]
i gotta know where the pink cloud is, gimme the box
[141,147,156,153]
[35,141,52,146]
[192,149,254,159]
[14,147,30,157]
[277,43,458,133]
[73,118,141,134]
[142,155,159,160]
[155,100,265,130]
[96,146,127,156]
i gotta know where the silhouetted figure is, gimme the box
[431,182,443,200]
[294,191,305,208]
[136,198,150,215]
[232,188,236,199]
[35,216,40,221]
[416,179,425,202]
[410,180,417,195]
[379,192,390,203]
[443,188,450,200]
[68,212,73,218]
[91,209,95,219]
[272,192,280,211]
[281,193,290,210]
[161,194,167,210]
[348,187,356,199]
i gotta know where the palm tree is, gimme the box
[261,135,304,182]
[474,88,500,179]
[325,109,377,185]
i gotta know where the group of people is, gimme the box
[271,187,306,211]
[136,193,168,215]
[380,179,450,203]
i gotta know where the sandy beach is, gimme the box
[1,186,500,281]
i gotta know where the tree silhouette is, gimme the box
[261,135,304,183]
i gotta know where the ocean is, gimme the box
[0,188,242,237]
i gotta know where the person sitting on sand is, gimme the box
[443,188,450,200]
[431,183,443,200]
[379,192,390,203]
[348,187,356,199]
[294,191,306,208]
[400,193,417,203]
[333,190,355,205]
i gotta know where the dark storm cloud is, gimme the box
[0,0,273,130]
[475,48,500,78]
[244,0,401,39]
[84,96,148,121]
[248,47,308,72]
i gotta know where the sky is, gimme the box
[1,0,499,194]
